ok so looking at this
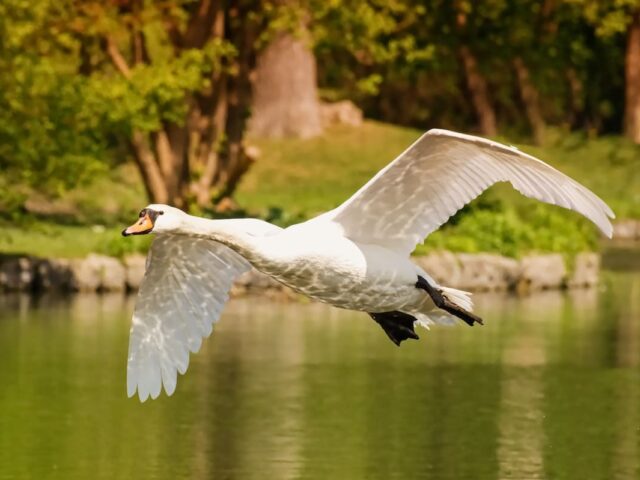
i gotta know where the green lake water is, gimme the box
[1,252,639,479]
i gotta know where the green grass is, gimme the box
[241,121,640,220]
[0,163,150,258]
[0,222,151,258]
[1,121,638,258]
[523,131,640,219]
[240,121,421,217]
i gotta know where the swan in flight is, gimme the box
[122,129,614,401]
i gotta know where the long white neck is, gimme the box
[175,216,267,264]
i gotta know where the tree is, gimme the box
[310,1,440,125]
[453,1,498,136]
[70,0,264,209]
[512,57,545,144]
[250,0,432,138]
[569,0,640,141]
[308,0,502,135]
[2,0,639,215]
[625,11,640,142]
[457,44,497,136]
[0,0,107,209]
[0,0,267,211]
[249,4,322,138]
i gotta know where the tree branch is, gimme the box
[105,35,132,79]
[130,131,169,203]
[183,0,218,48]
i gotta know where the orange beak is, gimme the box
[122,213,154,236]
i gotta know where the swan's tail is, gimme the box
[440,286,474,311]
[415,276,483,328]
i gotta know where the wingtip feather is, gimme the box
[137,387,149,403]
[161,365,178,396]
[127,370,137,398]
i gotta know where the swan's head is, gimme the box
[122,204,187,236]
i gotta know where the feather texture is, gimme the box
[127,234,249,401]
[322,129,614,255]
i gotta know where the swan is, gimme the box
[122,129,614,401]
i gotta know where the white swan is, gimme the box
[122,129,614,401]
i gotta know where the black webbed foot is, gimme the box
[369,311,420,346]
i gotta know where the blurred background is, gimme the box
[1,1,640,479]
[0,0,638,256]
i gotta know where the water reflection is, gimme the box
[0,269,639,480]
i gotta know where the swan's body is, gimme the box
[250,225,427,312]
[123,129,614,401]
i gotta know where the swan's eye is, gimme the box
[138,209,146,218]
[159,211,164,215]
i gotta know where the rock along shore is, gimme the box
[613,220,640,241]
[0,251,600,296]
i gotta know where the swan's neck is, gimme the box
[177,217,264,263]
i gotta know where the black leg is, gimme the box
[368,311,420,346]
[415,276,484,327]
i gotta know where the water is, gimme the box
[1,256,639,479]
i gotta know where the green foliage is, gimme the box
[568,0,640,37]
[262,207,308,228]
[305,0,639,134]
[102,231,153,258]
[419,204,599,258]
[0,0,107,194]
[310,0,436,100]
[85,40,236,135]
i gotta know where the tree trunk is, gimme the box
[458,45,497,136]
[191,78,228,207]
[188,1,229,208]
[105,0,258,210]
[211,0,257,209]
[513,57,545,145]
[625,12,640,143]
[130,130,169,204]
[566,68,585,129]
[249,31,322,138]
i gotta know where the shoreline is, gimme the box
[0,250,601,296]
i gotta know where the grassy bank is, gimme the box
[242,122,640,219]
[1,121,638,258]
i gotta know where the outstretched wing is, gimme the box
[321,129,614,255]
[127,234,250,402]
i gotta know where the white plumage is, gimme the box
[123,129,614,401]
[321,129,613,254]
[127,235,249,399]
